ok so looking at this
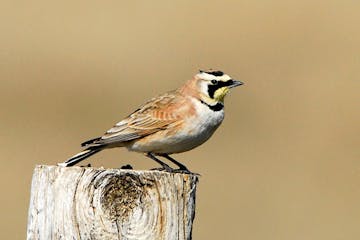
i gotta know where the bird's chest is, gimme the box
[183,102,224,140]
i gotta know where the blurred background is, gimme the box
[1,1,360,239]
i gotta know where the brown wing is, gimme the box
[88,91,186,146]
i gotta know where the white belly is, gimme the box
[127,99,225,154]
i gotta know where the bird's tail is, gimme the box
[58,147,102,167]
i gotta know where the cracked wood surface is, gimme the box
[27,165,198,240]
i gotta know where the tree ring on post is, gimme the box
[98,172,155,222]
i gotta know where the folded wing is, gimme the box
[83,92,185,147]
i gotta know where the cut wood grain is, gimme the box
[27,165,199,240]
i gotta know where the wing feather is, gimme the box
[88,92,186,146]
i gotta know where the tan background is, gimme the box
[1,1,360,239]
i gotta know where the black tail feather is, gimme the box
[58,147,102,167]
[81,137,101,147]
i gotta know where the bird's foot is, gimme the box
[171,168,200,175]
[150,165,174,172]
[150,166,199,175]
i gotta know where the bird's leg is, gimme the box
[160,154,191,173]
[146,153,174,172]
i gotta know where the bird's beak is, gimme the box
[229,80,244,88]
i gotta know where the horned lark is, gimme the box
[58,70,243,172]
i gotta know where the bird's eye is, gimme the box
[211,80,218,85]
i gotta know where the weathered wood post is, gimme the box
[27,165,199,240]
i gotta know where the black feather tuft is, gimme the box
[205,70,224,77]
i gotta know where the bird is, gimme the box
[58,70,243,172]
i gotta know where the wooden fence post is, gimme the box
[27,165,199,240]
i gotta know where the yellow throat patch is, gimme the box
[213,87,229,102]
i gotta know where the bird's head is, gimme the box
[195,69,243,103]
